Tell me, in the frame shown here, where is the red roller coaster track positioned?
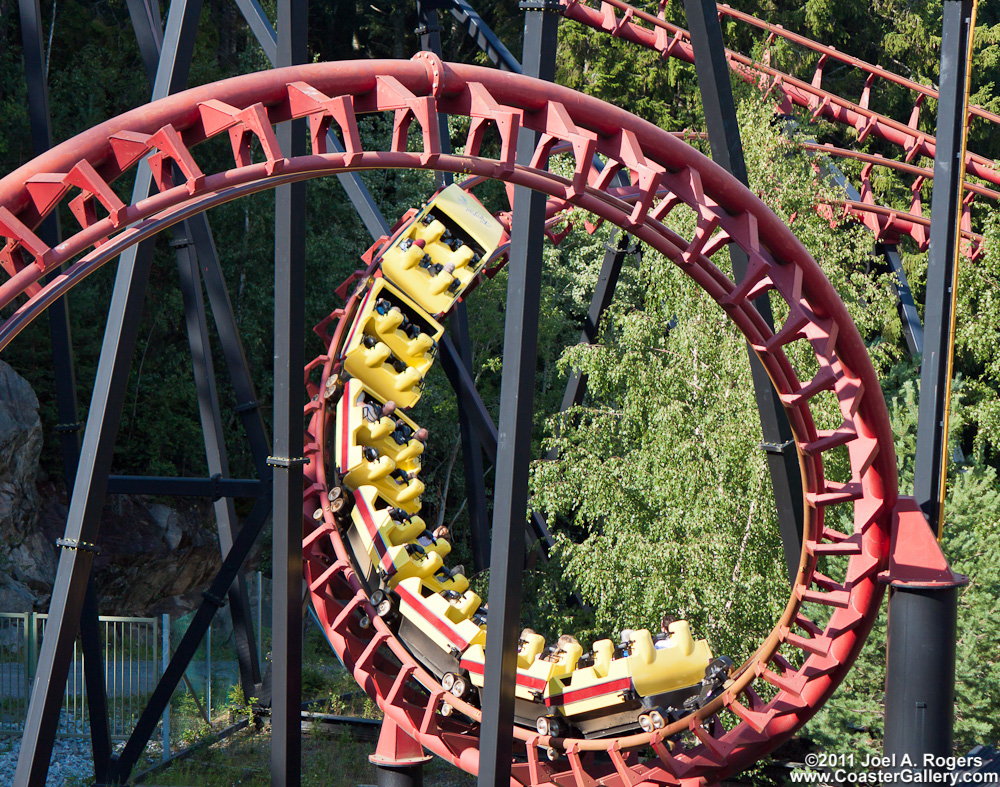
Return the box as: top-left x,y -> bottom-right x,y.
559,0 -> 995,260
0,56 -> 899,785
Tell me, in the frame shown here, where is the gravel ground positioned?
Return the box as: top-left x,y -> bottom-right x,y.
0,720 -> 163,787
0,736 -> 95,787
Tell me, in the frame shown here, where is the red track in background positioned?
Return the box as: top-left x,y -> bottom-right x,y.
559,0 -> 993,259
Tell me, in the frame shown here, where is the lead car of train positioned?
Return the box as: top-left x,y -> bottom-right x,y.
325,183 -> 734,742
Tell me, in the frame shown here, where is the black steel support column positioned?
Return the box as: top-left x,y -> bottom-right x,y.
125,0 -> 164,80
884,586 -> 960,772
913,0 -> 973,530
684,0 -> 803,585
886,0 -> 973,769
176,236 -> 262,693
478,5 -> 558,786
272,0 -> 307,784
14,2 -> 204,783
882,245 -> 924,357
127,0 -> 262,701
447,309 -> 492,572
79,580 -> 112,785
80,577 -> 111,784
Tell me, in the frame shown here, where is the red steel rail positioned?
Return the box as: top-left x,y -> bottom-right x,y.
559,0 -> 1000,192
715,3 -> 1000,128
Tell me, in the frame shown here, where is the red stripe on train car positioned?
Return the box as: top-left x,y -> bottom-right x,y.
461,657 -> 548,692
355,491 -> 395,574
344,286 -> 373,351
544,677 -> 633,707
517,673 -> 548,692
395,583 -> 470,650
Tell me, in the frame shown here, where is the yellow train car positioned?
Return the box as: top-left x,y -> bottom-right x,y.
344,485 -> 444,588
335,378 -> 426,514
394,576 -> 485,656
459,632 -> 584,705
341,277 -> 444,410
380,184 -> 504,316
457,625 -> 722,739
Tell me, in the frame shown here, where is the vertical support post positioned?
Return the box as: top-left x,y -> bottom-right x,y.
913,0 -> 974,532
882,245 -> 924,357
258,571 -> 264,668
887,0 -> 973,771
478,5 -> 558,786
449,307 -> 492,572
79,581 -> 111,784
161,613 -> 170,762
206,621 -> 212,722
14,2 -> 203,783
884,585 -> 960,772
272,0 -> 307,785
175,235 -> 262,694
683,0 -> 803,585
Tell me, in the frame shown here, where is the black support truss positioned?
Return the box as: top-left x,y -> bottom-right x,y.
684,0 -> 804,586
478,6 -> 559,786
15,2 -> 205,781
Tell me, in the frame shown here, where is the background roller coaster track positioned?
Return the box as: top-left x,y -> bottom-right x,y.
0,57 -> 898,786
559,0 -> 1000,193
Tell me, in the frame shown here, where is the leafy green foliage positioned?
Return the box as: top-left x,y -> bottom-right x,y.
528,95 -> 899,665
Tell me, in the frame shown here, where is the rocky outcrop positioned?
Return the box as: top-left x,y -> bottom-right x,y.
0,360 -> 46,609
92,494 -> 237,617
0,361 -> 260,616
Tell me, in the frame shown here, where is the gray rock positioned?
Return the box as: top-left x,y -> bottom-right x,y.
0,574 -> 35,613
148,502 -> 185,550
0,360 -> 260,617
0,361 -> 42,612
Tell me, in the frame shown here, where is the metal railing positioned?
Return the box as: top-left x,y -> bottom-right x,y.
0,612 -> 158,740
0,612 -> 31,734
0,571 -> 270,757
